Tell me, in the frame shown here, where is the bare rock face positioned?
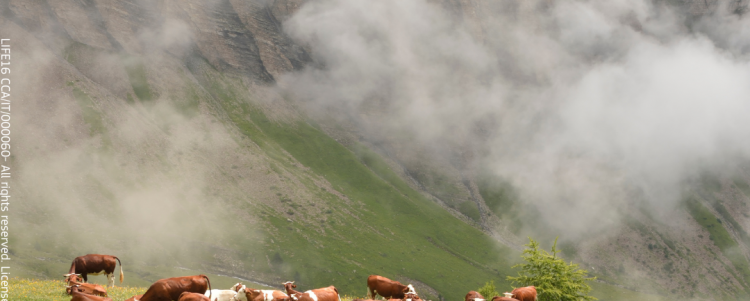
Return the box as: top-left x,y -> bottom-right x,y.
4,0 -> 310,82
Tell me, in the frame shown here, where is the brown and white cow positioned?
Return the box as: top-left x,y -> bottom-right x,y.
490,297 -> 519,301
366,275 -> 415,300
179,292 -> 211,301
509,287 -> 536,301
134,275 -> 212,301
283,282 -> 340,301
204,288 -> 237,301
237,287 -> 290,301
66,282 -> 108,297
64,254 -> 124,287
126,295 -> 145,301
464,291 -> 484,301
69,289 -> 114,301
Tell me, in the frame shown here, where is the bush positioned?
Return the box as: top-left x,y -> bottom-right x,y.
477,280 -> 500,300
507,237 -> 597,301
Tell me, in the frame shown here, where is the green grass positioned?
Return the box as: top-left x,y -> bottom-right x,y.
123,56 -> 154,102
685,197 -> 750,295
201,73 -> 516,300
12,278 -> 146,301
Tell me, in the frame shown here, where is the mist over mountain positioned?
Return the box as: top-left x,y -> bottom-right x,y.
3,0 -> 750,300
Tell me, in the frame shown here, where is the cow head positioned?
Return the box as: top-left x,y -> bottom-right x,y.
503,293 -> 513,298
402,284 -> 417,295
282,281 -> 296,289
232,283 -> 245,292
63,273 -> 83,285
404,293 -> 421,301
245,289 -> 264,301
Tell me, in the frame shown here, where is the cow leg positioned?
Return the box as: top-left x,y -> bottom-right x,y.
82,274 -> 88,283
107,273 -> 115,287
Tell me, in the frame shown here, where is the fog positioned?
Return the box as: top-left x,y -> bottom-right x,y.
279,0 -> 750,236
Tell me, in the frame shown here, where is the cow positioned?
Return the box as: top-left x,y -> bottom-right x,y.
69,288 -> 114,301
464,291 -> 484,301
63,254 -> 124,287
134,275 -> 212,301
204,289 -> 237,301
282,282 -> 340,301
490,297 -> 519,301
179,292 -> 211,301
237,287 -> 290,301
366,275 -> 415,300
66,282 -> 108,297
509,287 -> 536,301
126,295 -> 145,301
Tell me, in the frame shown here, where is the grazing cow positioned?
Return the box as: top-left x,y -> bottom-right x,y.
283,282 -> 340,301
134,275 -> 212,301
366,275 -> 415,300
204,289 -> 237,301
64,254 -> 124,287
464,291 -> 484,301
66,282 -> 108,297
179,292 -> 211,301
509,287 -> 536,301
238,288 -> 290,301
69,289 -> 113,301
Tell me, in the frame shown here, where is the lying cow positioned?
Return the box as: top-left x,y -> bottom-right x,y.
464,291 -> 484,301
204,289 -> 237,301
66,282 -> 108,297
179,292 -> 210,301
509,287 -> 536,301
366,275 -> 415,300
237,287 -> 290,301
283,282 -> 340,301
126,295 -> 145,301
64,254 -> 124,287
69,289 -> 114,301
134,274 -> 212,301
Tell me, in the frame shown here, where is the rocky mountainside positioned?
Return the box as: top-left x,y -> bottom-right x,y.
3,1 -> 750,300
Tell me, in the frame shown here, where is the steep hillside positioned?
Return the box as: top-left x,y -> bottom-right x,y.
3,1 -> 750,301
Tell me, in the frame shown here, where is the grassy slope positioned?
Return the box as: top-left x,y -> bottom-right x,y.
204,72 -> 514,300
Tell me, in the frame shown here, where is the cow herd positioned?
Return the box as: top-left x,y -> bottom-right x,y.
60,254 -> 537,301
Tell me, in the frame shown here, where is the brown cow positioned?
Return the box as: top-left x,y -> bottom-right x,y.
134,275 -> 212,301
465,291 -> 484,301
239,288 -> 290,301
178,292 -> 210,301
286,284 -> 340,301
490,297 -> 519,301
66,282 -> 108,297
366,275 -> 415,300
69,289 -> 113,301
64,254 -> 124,287
509,287 -> 536,301
126,295 -> 145,301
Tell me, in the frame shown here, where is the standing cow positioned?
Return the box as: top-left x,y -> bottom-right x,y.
509,287 -> 536,301
133,275 -> 212,301
366,275 -> 415,300
64,254 -> 124,287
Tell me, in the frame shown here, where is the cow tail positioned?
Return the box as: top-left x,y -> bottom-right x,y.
115,256 -> 124,283
204,275 -> 213,300
333,287 -> 340,301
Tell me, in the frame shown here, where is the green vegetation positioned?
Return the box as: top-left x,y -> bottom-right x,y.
477,280 -> 500,300
201,72 -> 514,300
12,278 -> 145,301
684,197 -> 750,294
507,237 -> 596,301
123,56 -> 154,102
459,201 -> 481,222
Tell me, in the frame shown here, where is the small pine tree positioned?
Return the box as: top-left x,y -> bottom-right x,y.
477,280 -> 500,300
507,237 -> 597,301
